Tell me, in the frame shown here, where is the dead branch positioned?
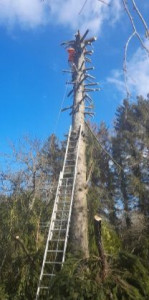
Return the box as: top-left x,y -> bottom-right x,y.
122,0 -> 149,97
123,0 -> 149,54
123,32 -> 135,98
98,0 -> 110,6
0,254 -> 7,277
13,235 -> 34,264
86,162 -> 94,185
131,0 -> 149,35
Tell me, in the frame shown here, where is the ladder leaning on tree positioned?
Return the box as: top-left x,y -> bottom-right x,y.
36,125 -> 82,300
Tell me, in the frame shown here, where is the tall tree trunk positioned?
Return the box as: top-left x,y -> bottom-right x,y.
70,32 -> 89,258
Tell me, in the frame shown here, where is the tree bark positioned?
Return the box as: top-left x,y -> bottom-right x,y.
70,32 -> 89,258
94,215 -> 108,280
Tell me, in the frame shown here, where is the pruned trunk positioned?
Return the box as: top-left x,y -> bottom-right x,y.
70,129 -> 89,257
94,215 -> 108,280
70,32 -> 89,258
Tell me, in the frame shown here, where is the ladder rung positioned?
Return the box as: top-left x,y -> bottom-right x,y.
59,193 -> 72,198
51,239 -> 65,241
57,205 -> 71,209
67,154 -> 75,156
43,273 -> 56,276
60,177 -> 74,180
53,228 -> 67,231
59,195 -> 72,198
45,262 -> 62,264
47,250 -> 63,253
55,210 -> 70,212
65,165 -> 75,168
59,190 -> 72,193
60,184 -> 73,187
57,201 -> 71,204
53,219 -> 67,222
68,145 -> 76,148
60,176 -> 74,179
66,160 -> 75,162
59,192 -> 72,195
51,229 -> 66,231
64,173 -> 74,175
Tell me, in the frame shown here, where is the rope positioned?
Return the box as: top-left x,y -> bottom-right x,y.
85,121 -> 122,172
79,0 -> 88,15
53,79 -> 69,135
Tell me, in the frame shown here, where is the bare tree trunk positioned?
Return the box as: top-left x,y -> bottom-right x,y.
70,32 -> 89,258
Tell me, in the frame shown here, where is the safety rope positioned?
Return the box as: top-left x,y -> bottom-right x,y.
85,121 -> 122,173
53,78 -> 69,135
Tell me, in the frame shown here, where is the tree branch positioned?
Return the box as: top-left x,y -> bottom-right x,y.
13,235 -> 34,264
122,0 -> 149,97
131,0 -> 149,35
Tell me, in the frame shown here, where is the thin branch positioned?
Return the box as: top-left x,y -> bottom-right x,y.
122,0 -> 149,97
131,0 -> 149,34
13,235 -> 34,264
86,162 -> 94,185
123,32 -> 135,98
98,0 -> 110,6
0,254 -> 7,277
122,0 -> 149,54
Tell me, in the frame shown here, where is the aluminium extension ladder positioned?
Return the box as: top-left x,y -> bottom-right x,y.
36,125 -> 82,299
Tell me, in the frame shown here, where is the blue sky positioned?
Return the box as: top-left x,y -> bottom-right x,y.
0,0 -> 149,157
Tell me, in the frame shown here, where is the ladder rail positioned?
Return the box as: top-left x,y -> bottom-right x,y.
62,126 -> 72,174
36,125 -> 82,299
36,126 -> 72,300
52,178 -> 69,275
62,125 -> 82,264
36,171 -> 63,299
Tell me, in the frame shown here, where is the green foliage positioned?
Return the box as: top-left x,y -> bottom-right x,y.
102,222 -> 121,256
0,194 -> 53,299
0,96 -> 149,299
118,251 -> 149,298
47,251 -> 149,300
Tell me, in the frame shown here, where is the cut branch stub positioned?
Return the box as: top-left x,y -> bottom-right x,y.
94,215 -> 108,280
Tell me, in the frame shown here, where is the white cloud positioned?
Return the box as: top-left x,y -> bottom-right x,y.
0,0 -> 47,28
48,0 -> 122,34
0,0 -> 122,33
107,41 -> 149,97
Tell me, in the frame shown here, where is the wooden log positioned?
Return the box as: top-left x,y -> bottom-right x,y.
94,215 -> 108,280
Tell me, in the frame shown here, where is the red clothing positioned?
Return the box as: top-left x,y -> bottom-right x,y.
67,48 -> 75,62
